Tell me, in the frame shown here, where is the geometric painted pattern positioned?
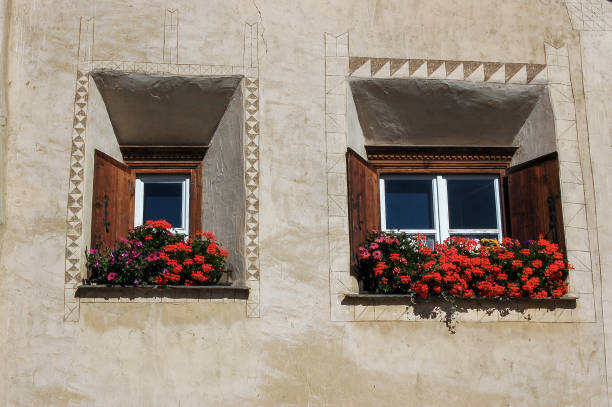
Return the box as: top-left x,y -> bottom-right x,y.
325,32 -> 596,323
564,0 -> 612,30
243,23 -> 261,318
349,57 -> 548,85
63,69 -> 89,322
63,15 -> 262,321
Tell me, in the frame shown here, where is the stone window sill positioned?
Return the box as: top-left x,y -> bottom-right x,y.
75,284 -> 249,303
342,293 -> 577,306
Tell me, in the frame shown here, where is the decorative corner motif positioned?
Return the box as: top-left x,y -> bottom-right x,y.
163,9 -> 179,63
564,0 -> 612,31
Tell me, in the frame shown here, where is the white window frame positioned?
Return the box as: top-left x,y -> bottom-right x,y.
134,174 -> 190,235
380,174 -> 502,243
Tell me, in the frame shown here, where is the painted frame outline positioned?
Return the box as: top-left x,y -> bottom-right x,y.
324,32 -> 596,323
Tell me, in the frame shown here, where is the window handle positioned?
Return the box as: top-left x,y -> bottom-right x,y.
103,194 -> 111,233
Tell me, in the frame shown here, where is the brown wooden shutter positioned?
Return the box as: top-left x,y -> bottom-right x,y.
504,152 -> 565,251
91,150 -> 134,249
347,148 -> 381,270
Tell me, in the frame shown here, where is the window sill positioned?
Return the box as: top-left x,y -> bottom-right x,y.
75,284 -> 249,303
342,293 -> 577,307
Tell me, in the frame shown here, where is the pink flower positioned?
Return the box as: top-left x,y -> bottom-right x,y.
369,242 -> 379,250
107,272 -> 117,281
372,250 -> 382,260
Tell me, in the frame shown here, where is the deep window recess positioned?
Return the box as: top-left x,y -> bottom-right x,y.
379,175 -> 502,246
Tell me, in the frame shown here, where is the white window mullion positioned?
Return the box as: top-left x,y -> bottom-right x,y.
134,178 -> 144,228
437,175 -> 450,242
182,178 -> 190,236
431,177 -> 440,243
379,178 -> 387,230
494,177 -> 502,242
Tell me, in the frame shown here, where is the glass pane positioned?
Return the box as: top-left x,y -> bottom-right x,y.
447,178 -> 498,229
385,179 -> 434,230
449,233 -> 499,242
143,183 -> 183,228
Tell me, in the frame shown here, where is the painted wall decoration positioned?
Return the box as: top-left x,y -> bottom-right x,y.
63,11 -> 262,321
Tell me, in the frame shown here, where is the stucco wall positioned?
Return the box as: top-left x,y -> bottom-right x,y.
202,84 -> 246,281
0,0 -> 610,406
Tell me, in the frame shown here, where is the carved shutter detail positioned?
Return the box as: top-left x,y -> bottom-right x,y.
505,152 -> 565,251
91,150 -> 134,249
347,148 -> 381,270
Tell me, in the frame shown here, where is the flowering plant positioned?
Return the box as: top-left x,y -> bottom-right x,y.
358,231 -> 571,300
86,220 -> 228,286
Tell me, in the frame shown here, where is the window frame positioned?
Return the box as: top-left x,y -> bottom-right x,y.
121,145 -> 206,241
134,173 -> 191,235
379,173 -> 503,244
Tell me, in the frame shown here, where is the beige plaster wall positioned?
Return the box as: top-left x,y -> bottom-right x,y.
0,0 -> 610,406
581,29 -> 612,402
202,84 -> 246,281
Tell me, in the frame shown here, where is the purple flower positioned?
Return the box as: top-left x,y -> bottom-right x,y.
162,268 -> 169,275
136,241 -> 143,247
133,279 -> 139,285
107,272 -> 117,281
372,250 -> 382,260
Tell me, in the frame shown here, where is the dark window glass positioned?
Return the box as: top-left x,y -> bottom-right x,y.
447,178 -> 497,229
449,233 -> 499,241
143,183 -> 183,228
385,179 -> 434,230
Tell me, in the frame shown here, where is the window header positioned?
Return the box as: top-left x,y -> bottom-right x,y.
364,145 -> 518,173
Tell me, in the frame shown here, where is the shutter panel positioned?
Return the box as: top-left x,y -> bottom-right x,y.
347,148 -> 381,269
91,150 -> 134,249
505,152 -> 565,251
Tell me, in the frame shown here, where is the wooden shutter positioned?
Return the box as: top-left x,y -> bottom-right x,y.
91,150 -> 134,249
504,152 -> 565,251
347,148 -> 381,269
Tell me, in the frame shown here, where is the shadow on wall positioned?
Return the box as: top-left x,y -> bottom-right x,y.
348,78 -> 556,166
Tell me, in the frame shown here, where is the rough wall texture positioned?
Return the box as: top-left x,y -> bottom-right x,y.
202,85 -> 246,281
0,0 -> 611,406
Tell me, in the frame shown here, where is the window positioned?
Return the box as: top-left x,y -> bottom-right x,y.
91,147 -> 205,249
134,174 -> 191,235
379,175 -> 502,246
346,146 -> 565,270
